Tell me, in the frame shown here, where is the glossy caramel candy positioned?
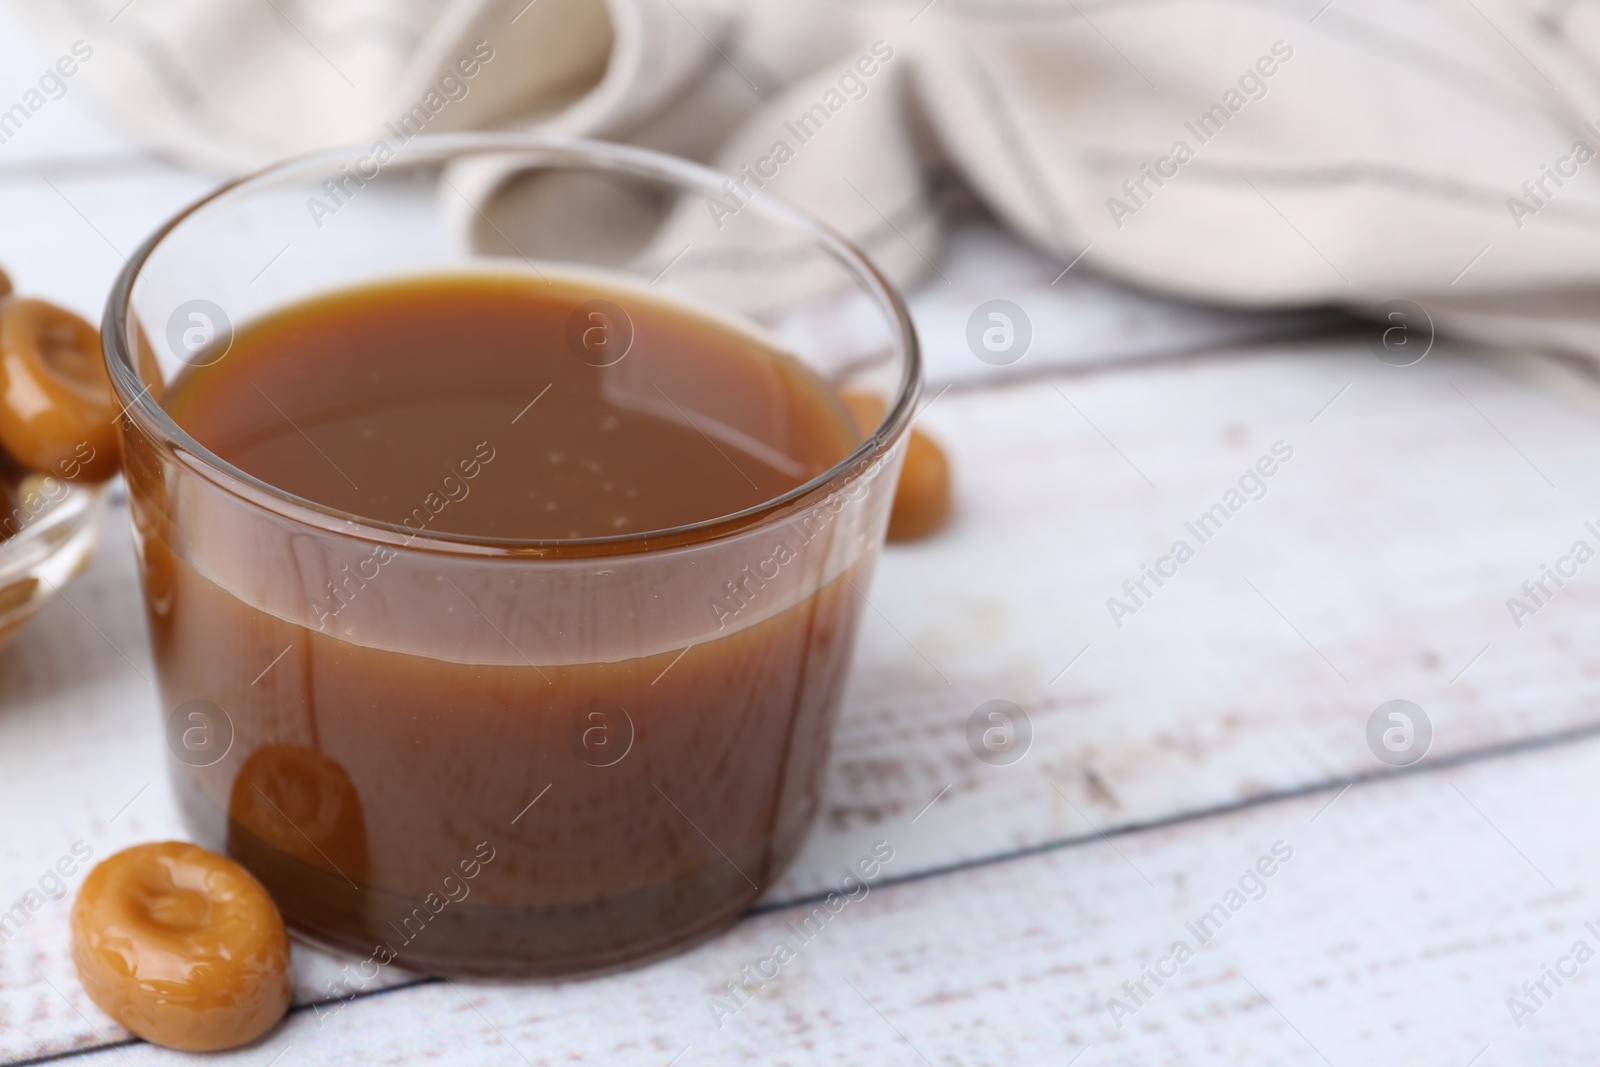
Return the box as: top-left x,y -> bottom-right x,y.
71,842 -> 292,1051
842,392 -> 953,541
0,296 -> 119,481
228,744 -> 370,883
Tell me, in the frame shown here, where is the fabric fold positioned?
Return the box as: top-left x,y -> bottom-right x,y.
23,0 -> 1600,362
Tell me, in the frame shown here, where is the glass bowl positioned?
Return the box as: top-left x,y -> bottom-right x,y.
103,133 -> 919,977
0,477 -> 106,648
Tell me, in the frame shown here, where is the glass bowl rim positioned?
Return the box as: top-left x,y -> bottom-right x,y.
0,478 -> 104,584
102,132 -> 922,556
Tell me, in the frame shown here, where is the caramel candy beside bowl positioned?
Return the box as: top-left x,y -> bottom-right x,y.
0,288 -> 116,649
71,842 -> 292,1052
842,392 -> 953,541
0,297 -> 120,482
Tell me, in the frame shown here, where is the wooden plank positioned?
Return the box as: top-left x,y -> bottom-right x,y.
6,336 -> 1600,1059
906,211 -> 1345,387
1,3 -> 1593,1063
48,721 -> 1600,1065
773,338 -> 1600,899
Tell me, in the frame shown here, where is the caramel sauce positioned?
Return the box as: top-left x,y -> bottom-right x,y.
146,273 -> 871,974
163,275 -> 851,540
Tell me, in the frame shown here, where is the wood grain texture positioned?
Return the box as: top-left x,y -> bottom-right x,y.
49,728 -> 1600,1066
5,337 -> 1600,1060
776,339 -> 1600,899
4,3 -> 1600,1061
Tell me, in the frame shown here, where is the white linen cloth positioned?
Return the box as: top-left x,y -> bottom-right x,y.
18,0 -> 1600,359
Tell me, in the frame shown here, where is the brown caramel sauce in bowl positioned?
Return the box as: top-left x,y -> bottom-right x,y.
138,272 -> 896,975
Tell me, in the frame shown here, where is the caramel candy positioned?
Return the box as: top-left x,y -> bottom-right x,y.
841,392 -> 953,541
71,842 -> 292,1051
228,745 -> 370,885
0,297 -> 120,481
0,267 -> 11,299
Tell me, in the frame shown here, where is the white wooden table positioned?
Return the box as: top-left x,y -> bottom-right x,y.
7,9 -> 1600,1066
